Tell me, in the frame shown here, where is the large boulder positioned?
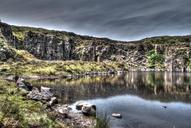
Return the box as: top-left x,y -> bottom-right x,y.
27,87 -> 54,101
41,86 -> 54,98
76,101 -> 96,116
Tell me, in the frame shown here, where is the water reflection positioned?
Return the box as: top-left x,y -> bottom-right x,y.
87,94 -> 191,128
30,72 -> 191,103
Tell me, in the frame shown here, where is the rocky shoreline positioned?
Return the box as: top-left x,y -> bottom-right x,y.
7,77 -> 97,128
4,70 -> 126,81
4,68 -> 190,82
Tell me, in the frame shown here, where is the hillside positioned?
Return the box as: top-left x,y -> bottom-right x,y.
1,21 -> 191,76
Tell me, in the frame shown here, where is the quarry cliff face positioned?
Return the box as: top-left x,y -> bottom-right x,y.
1,21 -> 191,72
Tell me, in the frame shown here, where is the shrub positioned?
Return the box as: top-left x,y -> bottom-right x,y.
147,50 -> 164,68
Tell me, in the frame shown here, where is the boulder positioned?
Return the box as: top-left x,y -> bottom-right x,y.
75,102 -> 96,116
27,88 -> 43,101
27,87 -> 54,101
82,104 -> 96,116
40,86 -> 54,100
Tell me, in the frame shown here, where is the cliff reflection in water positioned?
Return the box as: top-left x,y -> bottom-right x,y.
31,72 -> 191,103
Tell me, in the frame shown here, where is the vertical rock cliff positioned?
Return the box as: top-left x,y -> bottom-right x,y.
1,21 -> 191,72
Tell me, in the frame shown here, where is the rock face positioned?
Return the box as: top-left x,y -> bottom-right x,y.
0,22 -> 18,48
0,23 -> 16,61
23,31 -> 75,60
0,40 -> 15,61
1,21 -> 191,72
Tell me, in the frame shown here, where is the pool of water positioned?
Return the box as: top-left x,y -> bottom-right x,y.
31,72 -> 191,128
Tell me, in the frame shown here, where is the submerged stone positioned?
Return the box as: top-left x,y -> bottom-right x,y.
112,113 -> 122,118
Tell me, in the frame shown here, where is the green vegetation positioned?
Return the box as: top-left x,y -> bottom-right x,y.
147,50 -> 164,69
0,35 -> 17,61
12,26 -> 77,41
0,80 -> 66,128
0,33 -> 126,77
143,36 -> 191,45
94,117 -> 109,128
0,60 -> 126,77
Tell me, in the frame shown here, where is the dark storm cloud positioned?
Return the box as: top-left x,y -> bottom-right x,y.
1,0 -> 191,41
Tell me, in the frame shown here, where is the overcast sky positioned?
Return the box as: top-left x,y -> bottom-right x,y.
1,0 -> 191,41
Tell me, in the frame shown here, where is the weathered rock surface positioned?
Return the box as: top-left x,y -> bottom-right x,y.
23,31 -> 75,60
27,87 -> 53,101
0,32 -> 16,61
76,101 -> 96,116
1,21 -> 191,72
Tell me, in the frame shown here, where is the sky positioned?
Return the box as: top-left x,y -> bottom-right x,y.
0,0 -> 191,41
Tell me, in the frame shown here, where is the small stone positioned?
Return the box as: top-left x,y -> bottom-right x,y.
48,97 -> 58,106
112,113 -> 122,118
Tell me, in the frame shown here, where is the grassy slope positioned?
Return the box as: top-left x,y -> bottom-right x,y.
0,79 -> 68,128
0,29 -> 127,77
0,60 -> 126,77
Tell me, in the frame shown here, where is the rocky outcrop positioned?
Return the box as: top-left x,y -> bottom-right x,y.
0,22 -> 18,48
0,34 -> 16,61
23,31 -> 75,60
1,21 -> 191,72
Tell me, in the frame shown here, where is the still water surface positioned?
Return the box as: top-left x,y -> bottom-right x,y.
31,72 -> 191,128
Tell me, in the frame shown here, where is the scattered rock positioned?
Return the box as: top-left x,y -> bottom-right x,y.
48,97 -> 58,106
15,77 -> 33,91
55,104 -> 71,114
112,113 -> 122,118
76,101 -> 85,110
